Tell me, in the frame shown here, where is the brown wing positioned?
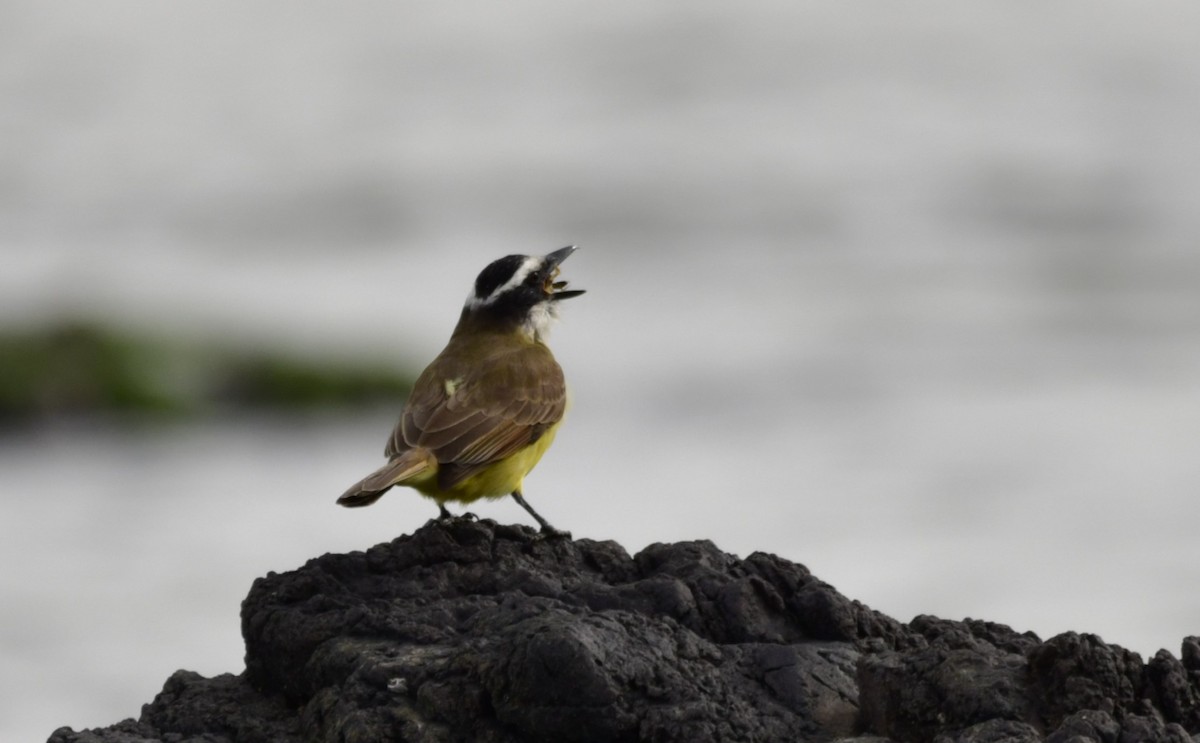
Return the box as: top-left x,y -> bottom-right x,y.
384,337 -> 566,489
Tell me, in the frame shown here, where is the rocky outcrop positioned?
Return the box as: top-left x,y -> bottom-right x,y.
49,519 -> 1200,742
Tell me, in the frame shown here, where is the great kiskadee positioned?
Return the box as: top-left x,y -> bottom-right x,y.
337,246 -> 584,534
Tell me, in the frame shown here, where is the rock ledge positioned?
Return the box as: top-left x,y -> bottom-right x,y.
50,520 -> 1200,742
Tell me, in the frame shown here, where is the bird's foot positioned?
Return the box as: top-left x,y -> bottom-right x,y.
534,525 -> 572,540
436,505 -> 478,523
509,491 -> 568,539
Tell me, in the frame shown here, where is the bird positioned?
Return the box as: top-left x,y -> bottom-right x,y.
337,245 -> 584,535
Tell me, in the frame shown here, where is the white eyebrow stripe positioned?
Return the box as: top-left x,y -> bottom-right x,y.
466,255 -> 542,308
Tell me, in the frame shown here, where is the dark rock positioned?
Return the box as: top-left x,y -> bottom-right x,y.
1027,632 -> 1145,729
230,519 -> 905,743
47,719 -> 165,743
140,670 -> 301,743
47,520 -> 1200,743
1114,714 -> 1193,743
858,618 -> 1200,743
1181,637 -> 1200,673
934,718 -> 1043,743
1147,649 -> 1200,731
1044,709 -> 1120,743
858,617 -> 1037,742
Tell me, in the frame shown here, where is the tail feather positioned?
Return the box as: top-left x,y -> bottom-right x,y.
337,449 -> 435,507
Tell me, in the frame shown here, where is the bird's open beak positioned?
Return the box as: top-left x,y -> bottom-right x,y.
543,245 -> 585,300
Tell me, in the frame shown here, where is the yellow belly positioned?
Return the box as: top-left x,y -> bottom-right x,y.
408,420 -> 562,504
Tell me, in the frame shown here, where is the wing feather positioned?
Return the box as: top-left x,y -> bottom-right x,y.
383,337 -> 566,487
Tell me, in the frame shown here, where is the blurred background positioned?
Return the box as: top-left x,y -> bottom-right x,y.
3,1 -> 1200,739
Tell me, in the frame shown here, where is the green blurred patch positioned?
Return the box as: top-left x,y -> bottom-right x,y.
0,322 -> 183,420
219,358 -> 413,408
0,321 -> 413,425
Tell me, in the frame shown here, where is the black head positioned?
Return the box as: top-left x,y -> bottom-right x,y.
463,247 -> 584,335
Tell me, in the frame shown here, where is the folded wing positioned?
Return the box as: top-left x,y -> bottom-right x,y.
386,341 -> 566,490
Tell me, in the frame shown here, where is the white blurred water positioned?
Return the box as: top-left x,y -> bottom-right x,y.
3,2 -> 1200,740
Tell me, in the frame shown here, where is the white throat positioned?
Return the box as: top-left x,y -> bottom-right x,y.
522,300 -> 559,342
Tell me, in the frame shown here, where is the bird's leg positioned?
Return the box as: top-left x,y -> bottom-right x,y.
510,490 -> 569,538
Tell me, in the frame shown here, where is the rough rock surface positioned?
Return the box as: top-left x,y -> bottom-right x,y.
49,520 -> 1200,742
